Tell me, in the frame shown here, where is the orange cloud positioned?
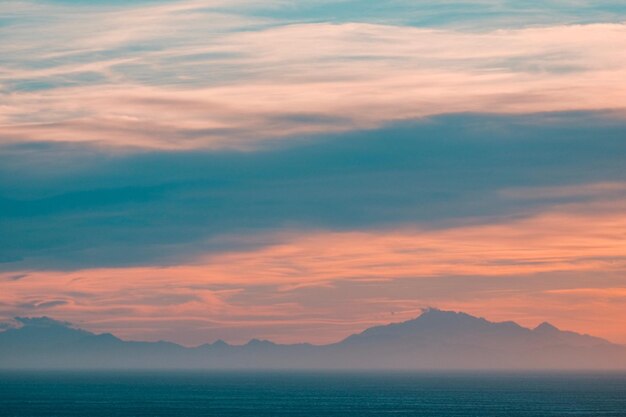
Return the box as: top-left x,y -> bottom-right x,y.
1,197 -> 625,344
2,22 -> 626,149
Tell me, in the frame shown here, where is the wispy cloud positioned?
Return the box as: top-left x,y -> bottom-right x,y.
2,200 -> 625,344
2,1 -> 626,150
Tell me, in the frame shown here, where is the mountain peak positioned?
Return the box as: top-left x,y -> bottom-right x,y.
14,316 -> 74,329
246,338 -> 275,347
419,308 -> 465,318
534,322 -> 559,333
417,308 -> 485,324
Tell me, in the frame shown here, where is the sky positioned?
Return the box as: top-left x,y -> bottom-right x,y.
1,0 -> 626,346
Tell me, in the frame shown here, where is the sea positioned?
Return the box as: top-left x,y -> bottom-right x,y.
1,371 -> 625,416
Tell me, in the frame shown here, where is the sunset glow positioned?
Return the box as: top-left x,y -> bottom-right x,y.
1,0 -> 625,348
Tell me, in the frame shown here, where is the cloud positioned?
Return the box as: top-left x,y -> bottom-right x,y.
2,3 -> 626,150
1,198 -> 625,344
500,182 -> 626,200
17,300 -> 69,310
192,200 -> 626,283
6,274 -> 27,281
544,288 -> 626,298
241,0 -> 626,28
1,112 -> 625,270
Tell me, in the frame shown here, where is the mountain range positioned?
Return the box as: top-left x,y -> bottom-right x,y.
1,309 -> 625,370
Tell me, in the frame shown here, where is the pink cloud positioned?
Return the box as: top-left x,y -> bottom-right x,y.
2,22 -> 626,150
1,194 -> 625,345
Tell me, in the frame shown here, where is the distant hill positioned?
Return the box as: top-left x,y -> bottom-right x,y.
1,309 -> 624,370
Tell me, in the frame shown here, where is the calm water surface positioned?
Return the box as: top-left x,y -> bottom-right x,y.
1,371 -> 625,416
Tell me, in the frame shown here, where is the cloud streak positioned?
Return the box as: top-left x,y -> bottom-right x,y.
1,200 -> 625,344
2,112 -> 626,270
2,1 -> 626,149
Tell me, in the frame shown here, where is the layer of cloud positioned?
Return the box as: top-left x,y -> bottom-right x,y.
1,201 -> 625,344
2,112 -> 626,270
1,1 -> 626,149
247,0 -> 626,28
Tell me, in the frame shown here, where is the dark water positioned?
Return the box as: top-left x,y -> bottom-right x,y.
1,371 -> 626,417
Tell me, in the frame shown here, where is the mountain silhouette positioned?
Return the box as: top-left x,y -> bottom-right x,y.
1,309 -> 624,370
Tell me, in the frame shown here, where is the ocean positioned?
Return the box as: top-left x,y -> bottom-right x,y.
1,371 -> 625,416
